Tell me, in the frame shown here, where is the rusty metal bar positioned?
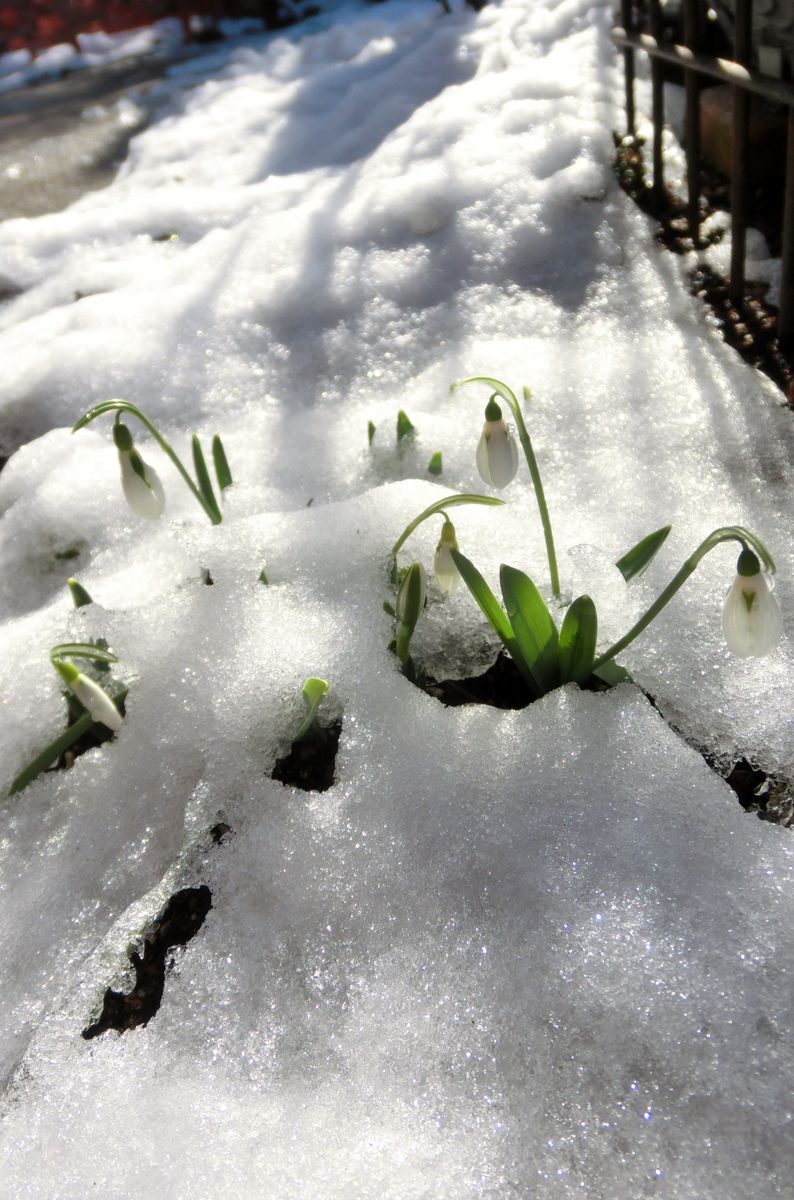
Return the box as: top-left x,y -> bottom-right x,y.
778,110 -> 794,349
683,0 -> 701,245
621,0 -> 636,137
729,0 -> 753,306
649,0 -> 665,210
611,28 -> 794,107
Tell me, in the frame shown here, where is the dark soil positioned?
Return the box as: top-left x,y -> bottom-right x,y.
271,719 -> 342,792
82,884 -> 213,1039
614,134 -> 794,399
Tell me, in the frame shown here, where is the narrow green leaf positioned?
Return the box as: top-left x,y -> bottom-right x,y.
192,436 -> 222,522
50,642 -> 118,665
8,685 -> 128,797
8,712 -> 95,795
616,525 -> 672,582
450,551 -> 537,693
211,434 -> 233,492
499,565 -> 560,695
558,595 -> 598,685
591,660 -> 631,687
396,410 -> 415,441
427,451 -> 443,476
367,420 -> 376,446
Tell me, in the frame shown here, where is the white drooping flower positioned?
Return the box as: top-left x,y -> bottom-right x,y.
54,661 -> 123,732
722,549 -> 783,659
113,420 -> 165,520
476,397 -> 519,489
433,517 -> 460,595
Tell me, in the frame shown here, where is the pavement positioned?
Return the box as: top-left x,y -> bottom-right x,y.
0,48 -> 199,222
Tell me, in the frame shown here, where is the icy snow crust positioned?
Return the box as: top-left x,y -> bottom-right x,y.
0,1 -> 793,1195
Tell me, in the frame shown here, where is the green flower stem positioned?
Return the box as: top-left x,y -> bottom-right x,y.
73,400 -> 221,525
592,525 -> 776,670
457,376 -> 561,600
391,493 -> 504,560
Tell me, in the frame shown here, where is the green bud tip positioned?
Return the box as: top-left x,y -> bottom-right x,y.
484,395 -> 502,422
112,421 -> 134,452
737,548 -> 761,577
53,660 -> 80,685
439,517 -> 457,546
67,578 -> 93,608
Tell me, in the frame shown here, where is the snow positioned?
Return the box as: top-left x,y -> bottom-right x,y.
1,1 -> 793,1195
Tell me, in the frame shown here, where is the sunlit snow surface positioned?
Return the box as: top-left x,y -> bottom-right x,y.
1,1 -> 793,1196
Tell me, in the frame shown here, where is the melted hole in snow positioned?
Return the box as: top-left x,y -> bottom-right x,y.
271,718 -> 342,793
82,883 -> 214,1040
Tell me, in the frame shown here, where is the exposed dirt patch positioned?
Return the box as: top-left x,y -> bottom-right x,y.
82,884 -> 213,1039
272,719 -> 342,793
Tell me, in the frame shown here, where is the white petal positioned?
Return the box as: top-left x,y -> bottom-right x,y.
119,452 -> 165,520
433,543 -> 460,595
476,421 -> 518,489
722,574 -> 783,658
476,429 -> 493,485
71,674 -> 123,732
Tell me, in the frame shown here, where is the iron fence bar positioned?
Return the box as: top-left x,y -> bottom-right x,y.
611,28 -> 794,107
621,0 -> 636,137
649,0 -> 665,209
729,0 -> 753,306
683,0 -> 702,244
778,111 -> 794,349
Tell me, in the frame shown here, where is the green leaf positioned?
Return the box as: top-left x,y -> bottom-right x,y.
367,420 -> 376,446
591,660 -> 631,687
258,564 -> 269,585
450,551 -> 537,694
616,525 -> 671,582
558,595 -> 598,685
211,434 -> 233,492
50,641 -> 118,666
396,410 -> 415,441
8,686 -> 128,797
427,451 -> 442,476
192,436 -> 222,522
8,711 -> 95,796
499,565 -> 560,695
294,677 -> 330,741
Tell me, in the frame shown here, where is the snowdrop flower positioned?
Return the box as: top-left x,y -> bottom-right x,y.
53,661 -> 123,732
476,396 -> 519,489
434,517 -> 460,595
113,420 -> 165,520
722,549 -> 782,658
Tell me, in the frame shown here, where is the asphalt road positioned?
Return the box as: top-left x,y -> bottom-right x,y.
0,48 -> 199,222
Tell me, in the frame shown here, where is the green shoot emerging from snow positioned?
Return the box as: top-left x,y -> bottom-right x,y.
8,636 -> 127,797
294,677 -> 330,742
73,400 -> 232,525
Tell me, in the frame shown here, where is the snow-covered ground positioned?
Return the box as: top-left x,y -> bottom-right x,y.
1,1 -> 793,1195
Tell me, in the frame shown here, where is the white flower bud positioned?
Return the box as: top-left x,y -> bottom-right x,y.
118,448 -> 165,520
55,662 -> 123,732
722,554 -> 782,659
476,400 -> 519,489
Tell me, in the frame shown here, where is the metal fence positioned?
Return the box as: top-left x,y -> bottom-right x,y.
612,0 -> 794,349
